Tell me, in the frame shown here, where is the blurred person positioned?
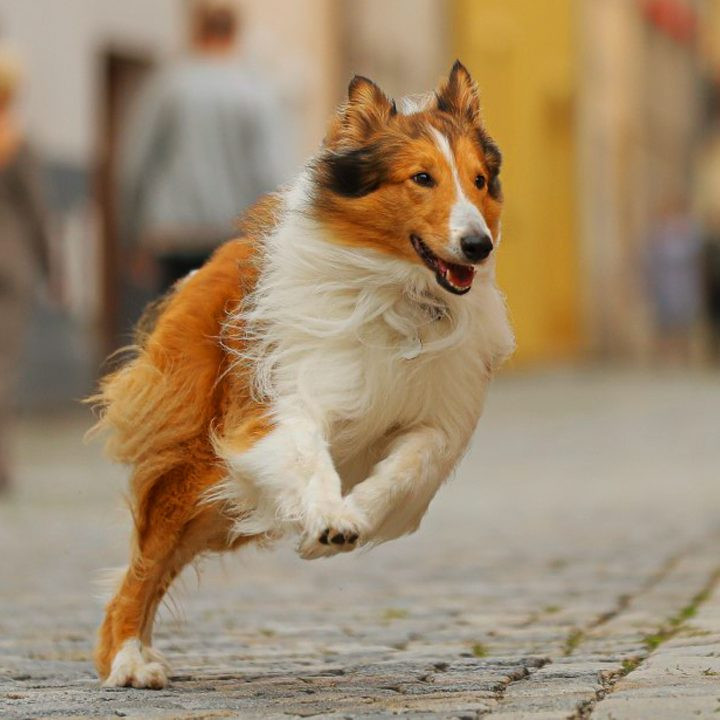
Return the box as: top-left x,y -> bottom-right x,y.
0,46 -> 51,493
119,0 -> 287,293
645,197 -> 703,364
696,120 -> 720,359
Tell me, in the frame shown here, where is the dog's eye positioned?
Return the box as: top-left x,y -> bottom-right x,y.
412,172 -> 435,188
475,174 -> 486,190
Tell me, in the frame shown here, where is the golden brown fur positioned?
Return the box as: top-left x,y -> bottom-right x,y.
90,197 -> 279,679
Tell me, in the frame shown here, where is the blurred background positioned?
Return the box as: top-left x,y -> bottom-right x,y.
0,0 -> 719,489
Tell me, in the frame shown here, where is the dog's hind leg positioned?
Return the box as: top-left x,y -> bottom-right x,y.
95,463 -> 251,688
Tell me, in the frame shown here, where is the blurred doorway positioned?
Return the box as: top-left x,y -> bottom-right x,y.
96,48 -> 154,356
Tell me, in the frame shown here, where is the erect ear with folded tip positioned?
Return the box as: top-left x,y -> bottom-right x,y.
325,75 -> 397,146
435,60 -> 481,123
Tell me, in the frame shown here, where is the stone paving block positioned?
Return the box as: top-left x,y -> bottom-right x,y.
591,695 -> 720,720
488,714 -> 572,720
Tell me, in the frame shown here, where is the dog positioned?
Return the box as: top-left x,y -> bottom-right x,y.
90,61 -> 514,689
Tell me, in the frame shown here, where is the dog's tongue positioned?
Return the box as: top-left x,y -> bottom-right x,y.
436,258 -> 475,289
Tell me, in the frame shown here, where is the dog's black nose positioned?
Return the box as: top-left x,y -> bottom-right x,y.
460,234 -> 494,263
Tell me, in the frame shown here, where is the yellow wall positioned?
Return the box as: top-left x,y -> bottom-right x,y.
452,0 -> 581,363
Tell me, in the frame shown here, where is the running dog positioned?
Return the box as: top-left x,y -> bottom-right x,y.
90,61 -> 514,688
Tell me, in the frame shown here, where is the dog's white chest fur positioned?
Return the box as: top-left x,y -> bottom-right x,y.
219,209 -> 514,542
322,298 -> 491,490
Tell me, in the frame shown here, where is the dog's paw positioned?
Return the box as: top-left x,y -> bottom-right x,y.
298,501 -> 366,559
142,645 -> 171,672
103,638 -> 168,689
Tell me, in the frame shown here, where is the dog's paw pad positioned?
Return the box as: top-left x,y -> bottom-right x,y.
316,525 -> 361,552
299,508 -> 365,559
325,530 -> 358,545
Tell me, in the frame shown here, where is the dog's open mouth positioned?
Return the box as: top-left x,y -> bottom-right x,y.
410,235 -> 475,295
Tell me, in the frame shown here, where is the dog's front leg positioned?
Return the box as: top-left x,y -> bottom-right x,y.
222,406 -> 367,559
346,425 -> 466,545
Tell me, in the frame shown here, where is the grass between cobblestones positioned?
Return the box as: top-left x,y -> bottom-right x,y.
568,566 -> 720,720
642,569 -> 720,652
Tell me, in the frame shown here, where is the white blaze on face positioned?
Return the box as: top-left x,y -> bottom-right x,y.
430,127 -> 492,260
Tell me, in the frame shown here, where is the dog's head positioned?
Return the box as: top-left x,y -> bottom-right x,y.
312,61 -> 502,296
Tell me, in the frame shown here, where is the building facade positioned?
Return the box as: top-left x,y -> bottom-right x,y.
0,0 -> 715,368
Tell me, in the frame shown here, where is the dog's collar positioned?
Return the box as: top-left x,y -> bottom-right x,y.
401,334 -> 422,360
399,292 -> 449,361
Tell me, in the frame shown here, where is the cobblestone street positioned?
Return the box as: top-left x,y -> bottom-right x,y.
2,370 -> 720,719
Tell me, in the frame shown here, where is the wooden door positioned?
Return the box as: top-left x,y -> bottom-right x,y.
96,48 -> 154,355
452,0 -> 581,364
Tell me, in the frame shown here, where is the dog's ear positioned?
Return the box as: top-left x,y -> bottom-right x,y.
326,75 -> 397,146
435,60 -> 480,123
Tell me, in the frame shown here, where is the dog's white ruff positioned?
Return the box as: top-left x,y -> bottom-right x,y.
214,171 -> 514,557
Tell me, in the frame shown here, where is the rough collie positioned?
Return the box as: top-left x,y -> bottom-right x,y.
90,61 -> 514,688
